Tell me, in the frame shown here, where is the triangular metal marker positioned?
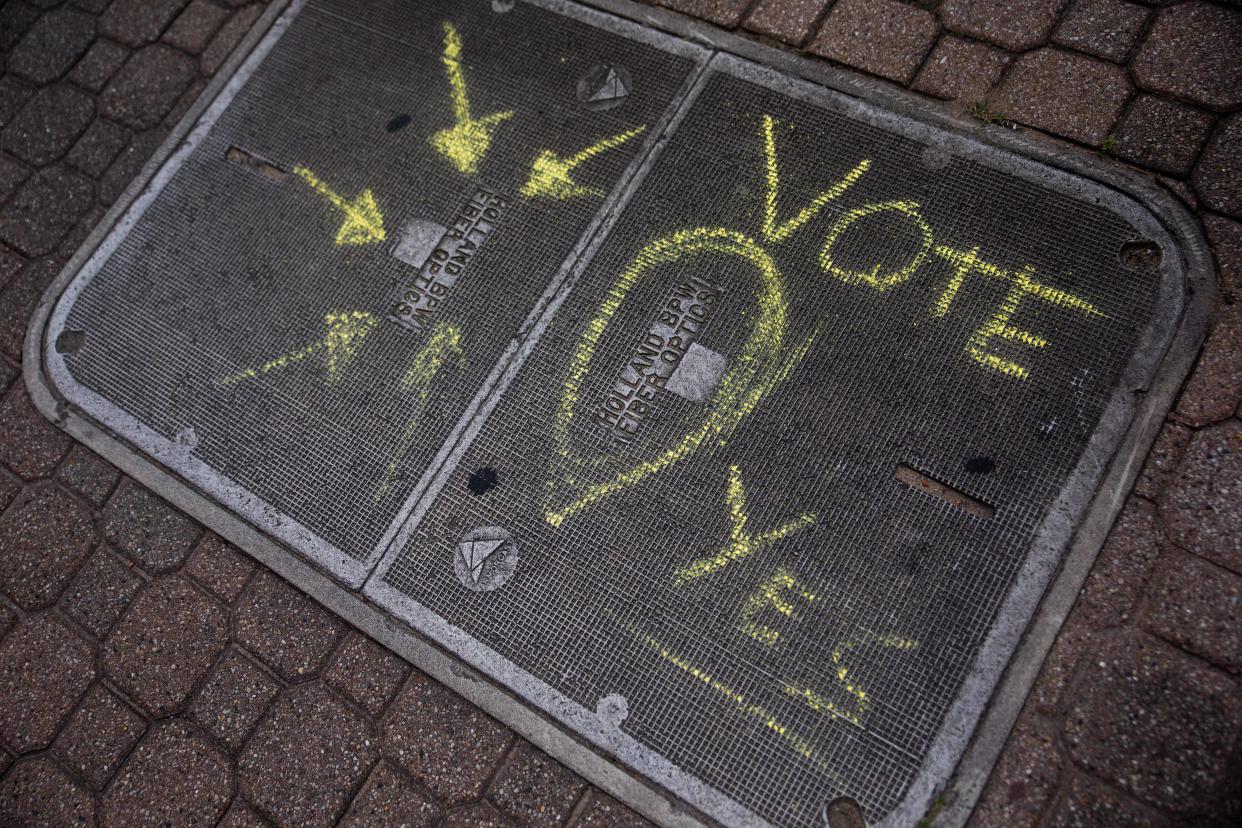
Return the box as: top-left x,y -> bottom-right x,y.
462,538 -> 506,583
589,68 -> 627,102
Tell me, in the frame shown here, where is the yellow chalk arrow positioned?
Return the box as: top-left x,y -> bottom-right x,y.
521,126 -> 647,201
218,311 -> 378,386
429,22 -> 513,175
293,167 -> 386,246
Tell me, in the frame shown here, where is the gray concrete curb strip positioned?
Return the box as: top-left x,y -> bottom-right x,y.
23,0 -> 1216,826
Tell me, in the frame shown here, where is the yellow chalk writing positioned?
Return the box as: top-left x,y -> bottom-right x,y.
761,115 -> 871,243
785,633 -> 919,726
674,467 -> 815,585
429,22 -> 513,175
218,311 -> 377,386
738,567 -> 818,646
933,246 -> 1106,380
819,201 -> 933,291
521,126 -> 647,201
293,167 -> 385,246
375,321 -> 465,500
620,619 -> 843,785
546,227 -> 815,528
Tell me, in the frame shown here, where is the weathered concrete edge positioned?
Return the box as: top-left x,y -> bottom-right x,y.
21,2 -> 722,827
558,2 -> 1219,825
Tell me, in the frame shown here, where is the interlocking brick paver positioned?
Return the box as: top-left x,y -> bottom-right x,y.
489,741 -> 588,828
0,485 -> 96,610
165,0 -> 232,54
1112,95 -> 1214,178
940,0 -> 1066,50
1171,306 -> 1242,428
1193,114 -> 1242,221
1029,617 -> 1097,714
571,791 -> 652,827
189,647 -> 279,750
69,39 -> 133,93
0,2 -> 43,53
993,48 -> 1130,145
103,575 -> 228,716
0,154 -> 30,205
0,257 -> 62,359
382,671 -> 514,804
165,78 -> 208,126
1204,215 -> 1242,298
235,570 -> 343,680
101,0 -> 192,48
654,0 -> 751,28
53,683 -> 148,790
1074,499 -> 1162,628
1162,421 -> 1242,574
1,84 -> 95,167
219,801 -> 271,828
341,761 -> 442,828
1134,422 -> 1193,501
0,246 -> 23,294
1065,635 -> 1242,816
913,35 -> 1010,102
201,5 -> 265,76
66,118 -> 132,179
101,44 -> 198,130
0,164 -> 95,256
102,721 -> 233,828
0,382 -> 73,479
61,546 -> 144,639
0,603 -> 14,639
0,76 -> 36,130
5,6 -> 96,85
55,444 -> 122,506
0,614 -> 94,753
98,128 -> 167,205
969,717 -> 1063,828
446,802 -> 516,827
0,758 -> 97,827
1046,773 -> 1168,828
239,682 -> 378,828
325,632 -> 410,716
1131,2 -> 1242,111
807,0 -> 938,84
1051,0 -> 1147,62
184,533 -> 254,602
742,0 -> 829,46
103,477 -> 202,572
1144,552 -> 1242,674
57,203 -> 106,261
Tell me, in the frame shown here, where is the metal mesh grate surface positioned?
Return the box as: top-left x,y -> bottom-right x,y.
375,68 -> 1169,824
42,1 -> 1188,824
55,0 -> 698,572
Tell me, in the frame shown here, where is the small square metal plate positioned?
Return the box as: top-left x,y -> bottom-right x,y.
29,1 -> 1212,825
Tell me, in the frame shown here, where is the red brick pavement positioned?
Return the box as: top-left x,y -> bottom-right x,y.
0,0 -> 1239,826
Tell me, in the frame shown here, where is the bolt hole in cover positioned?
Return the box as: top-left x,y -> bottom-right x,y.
27,0 -> 1211,826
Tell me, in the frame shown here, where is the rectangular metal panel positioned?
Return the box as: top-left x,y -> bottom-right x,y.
46,0 -> 703,582
367,59 -> 1180,825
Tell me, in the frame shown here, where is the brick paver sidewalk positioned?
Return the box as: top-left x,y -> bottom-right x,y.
1,0 -> 1239,826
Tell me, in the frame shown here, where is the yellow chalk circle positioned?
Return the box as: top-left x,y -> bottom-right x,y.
545,227 -> 816,528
